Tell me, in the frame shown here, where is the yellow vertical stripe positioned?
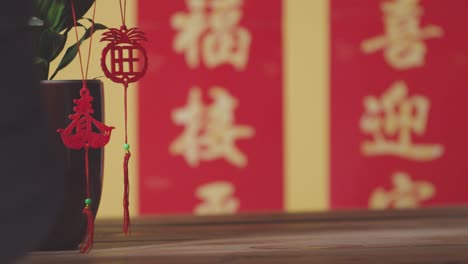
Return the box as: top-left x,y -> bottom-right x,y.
284,0 -> 329,211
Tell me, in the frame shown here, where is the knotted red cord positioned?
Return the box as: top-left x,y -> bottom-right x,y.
67,0 -> 100,253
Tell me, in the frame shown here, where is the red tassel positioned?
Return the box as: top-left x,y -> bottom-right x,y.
67,0 -> 106,254
123,151 -> 131,235
79,206 -> 94,253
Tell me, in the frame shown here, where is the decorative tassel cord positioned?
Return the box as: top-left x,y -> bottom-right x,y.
119,0 -> 127,26
80,204 -> 95,253
123,83 -> 131,235
70,0 -> 97,253
79,145 -> 94,253
123,151 -> 131,235
120,0 -> 131,236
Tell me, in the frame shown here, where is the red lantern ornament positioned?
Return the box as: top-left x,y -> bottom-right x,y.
100,3 -> 148,235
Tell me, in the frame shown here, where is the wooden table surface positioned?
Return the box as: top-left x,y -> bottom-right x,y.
20,207 -> 468,264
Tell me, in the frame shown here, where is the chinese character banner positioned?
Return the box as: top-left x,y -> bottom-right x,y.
331,0 -> 468,209
138,0 -> 283,214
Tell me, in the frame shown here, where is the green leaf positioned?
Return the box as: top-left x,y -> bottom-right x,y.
58,0 -> 95,32
33,56 -> 48,65
33,0 -> 95,32
38,29 -> 67,62
28,16 -> 44,27
34,0 -> 65,31
33,57 -> 49,80
32,0 -> 104,79
49,2 -> 65,31
49,23 -> 107,80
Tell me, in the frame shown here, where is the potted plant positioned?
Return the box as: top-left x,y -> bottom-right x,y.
31,0 -> 108,250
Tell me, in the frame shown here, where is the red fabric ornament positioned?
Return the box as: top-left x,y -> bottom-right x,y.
101,26 -> 148,86
100,0 -> 149,237
58,0 -> 114,253
80,204 -> 95,253
57,87 -> 114,150
100,24 -> 148,236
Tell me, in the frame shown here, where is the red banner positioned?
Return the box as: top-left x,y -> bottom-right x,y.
331,0 -> 468,209
138,0 -> 283,215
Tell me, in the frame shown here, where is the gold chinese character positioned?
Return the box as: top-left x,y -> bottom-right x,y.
194,181 -> 240,215
369,171 -> 435,209
170,86 -> 255,167
361,0 -> 443,70
203,0 -> 251,70
169,88 -> 204,167
171,0 -> 251,70
360,81 -> 443,161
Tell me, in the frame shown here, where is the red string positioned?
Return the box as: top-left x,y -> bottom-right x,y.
79,145 -> 94,253
123,84 -> 131,235
119,0 -> 127,26
85,145 -> 90,198
70,0 -> 97,83
70,0 -> 97,253
80,206 -> 94,253
124,84 -> 129,144
85,2 -> 97,80
123,152 -> 131,235
118,0 -> 131,236
70,1 -> 85,88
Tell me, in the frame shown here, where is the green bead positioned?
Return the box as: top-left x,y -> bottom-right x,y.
85,198 -> 92,205
124,143 -> 130,151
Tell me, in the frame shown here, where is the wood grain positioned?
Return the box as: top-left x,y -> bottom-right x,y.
20,207 -> 468,264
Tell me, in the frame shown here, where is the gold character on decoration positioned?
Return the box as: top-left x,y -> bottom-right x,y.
360,81 -> 443,161
369,171 -> 435,209
361,0 -> 443,70
170,86 -> 255,167
169,88 -> 204,167
171,0 -> 251,70
194,181 -> 240,215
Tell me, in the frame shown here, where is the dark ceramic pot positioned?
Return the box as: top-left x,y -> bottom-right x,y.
38,80 -> 104,251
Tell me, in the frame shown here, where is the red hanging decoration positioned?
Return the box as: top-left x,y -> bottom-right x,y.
100,0 -> 148,236
80,199 -> 95,253
58,0 -> 113,253
100,26 -> 148,85
57,87 -> 114,150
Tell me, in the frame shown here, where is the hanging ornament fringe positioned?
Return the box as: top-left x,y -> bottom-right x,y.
100,0 -> 148,235
58,0 -> 114,253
